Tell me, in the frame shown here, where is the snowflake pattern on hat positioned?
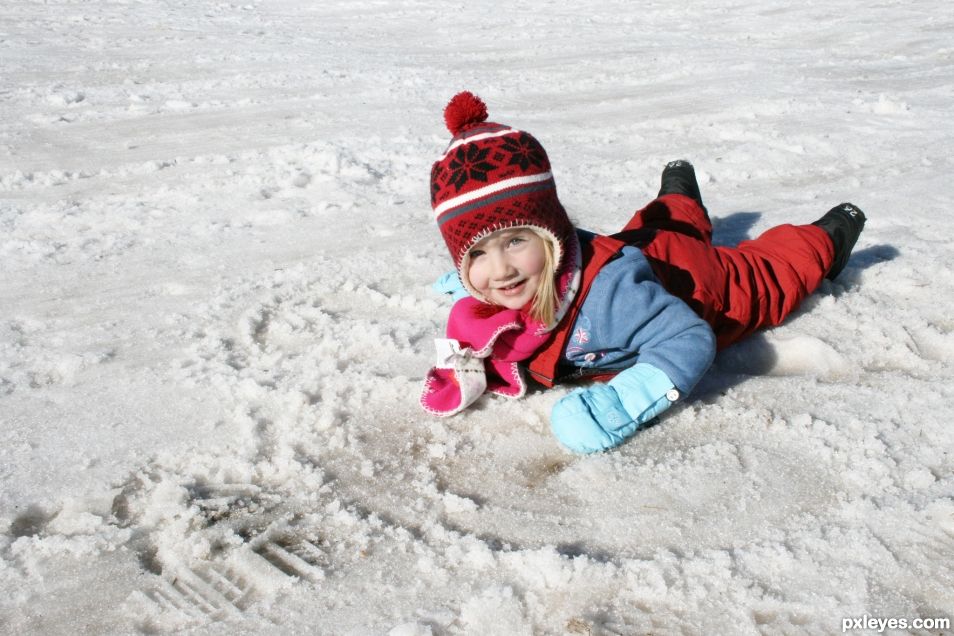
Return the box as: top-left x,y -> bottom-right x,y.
446,144 -> 496,191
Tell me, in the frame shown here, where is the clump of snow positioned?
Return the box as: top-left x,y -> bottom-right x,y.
458,586 -> 531,635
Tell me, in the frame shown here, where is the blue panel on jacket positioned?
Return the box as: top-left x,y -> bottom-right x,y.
563,240 -> 716,395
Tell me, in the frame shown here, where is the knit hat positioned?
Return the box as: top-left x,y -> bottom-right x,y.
430,91 -> 578,306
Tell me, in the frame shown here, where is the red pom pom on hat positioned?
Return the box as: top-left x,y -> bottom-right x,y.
443,91 -> 488,135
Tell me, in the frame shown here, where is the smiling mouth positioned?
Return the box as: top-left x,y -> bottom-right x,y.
496,280 -> 526,296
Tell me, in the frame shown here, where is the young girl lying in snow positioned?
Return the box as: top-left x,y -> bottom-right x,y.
420,91 -> 865,454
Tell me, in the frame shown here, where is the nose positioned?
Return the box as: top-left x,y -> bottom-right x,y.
489,251 -> 516,280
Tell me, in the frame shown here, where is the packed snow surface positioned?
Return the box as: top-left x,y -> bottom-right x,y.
2,0 -> 953,634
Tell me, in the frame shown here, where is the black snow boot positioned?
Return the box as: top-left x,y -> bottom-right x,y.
658,160 -> 707,217
812,202 -> 866,280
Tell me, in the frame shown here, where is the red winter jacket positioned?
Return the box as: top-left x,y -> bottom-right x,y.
527,194 -> 835,386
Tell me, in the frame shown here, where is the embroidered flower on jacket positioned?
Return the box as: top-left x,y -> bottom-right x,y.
573,326 -> 590,344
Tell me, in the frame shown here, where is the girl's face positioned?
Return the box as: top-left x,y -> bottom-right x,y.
467,228 -> 548,310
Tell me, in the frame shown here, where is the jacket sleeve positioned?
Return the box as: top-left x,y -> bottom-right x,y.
632,294 -> 716,395
591,253 -> 716,395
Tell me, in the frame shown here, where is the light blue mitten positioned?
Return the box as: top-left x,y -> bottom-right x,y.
607,363 -> 676,426
550,363 -> 677,454
432,270 -> 470,301
551,384 -> 634,453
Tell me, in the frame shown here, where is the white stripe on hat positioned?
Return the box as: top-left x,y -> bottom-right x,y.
433,171 -> 553,218
441,128 -> 517,159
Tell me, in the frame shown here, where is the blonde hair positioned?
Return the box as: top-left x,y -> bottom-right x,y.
528,230 -> 559,326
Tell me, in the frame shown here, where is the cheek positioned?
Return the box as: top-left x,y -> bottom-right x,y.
466,260 -> 489,290
523,250 -> 547,277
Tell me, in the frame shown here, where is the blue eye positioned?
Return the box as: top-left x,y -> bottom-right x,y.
470,249 -> 485,259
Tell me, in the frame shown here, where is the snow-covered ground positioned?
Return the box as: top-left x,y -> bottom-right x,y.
2,0 -> 953,633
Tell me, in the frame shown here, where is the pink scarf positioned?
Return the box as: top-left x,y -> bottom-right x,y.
420,234 -> 581,416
